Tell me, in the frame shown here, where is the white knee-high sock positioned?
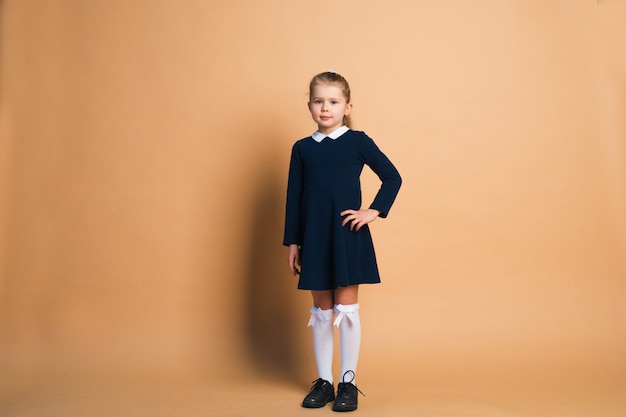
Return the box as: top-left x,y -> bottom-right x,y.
334,303 -> 361,384
308,307 -> 335,383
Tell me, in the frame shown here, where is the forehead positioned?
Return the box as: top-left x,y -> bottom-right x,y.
311,83 -> 345,98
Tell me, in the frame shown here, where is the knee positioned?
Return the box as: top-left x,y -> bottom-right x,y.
334,285 -> 359,305
312,290 -> 334,310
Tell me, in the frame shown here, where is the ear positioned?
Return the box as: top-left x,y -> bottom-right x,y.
344,103 -> 353,116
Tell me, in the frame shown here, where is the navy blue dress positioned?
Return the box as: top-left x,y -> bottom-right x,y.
283,129 -> 402,290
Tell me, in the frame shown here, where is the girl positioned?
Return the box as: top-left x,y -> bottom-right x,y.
283,71 -> 401,412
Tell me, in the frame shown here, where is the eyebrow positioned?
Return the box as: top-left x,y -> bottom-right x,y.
311,96 -> 343,101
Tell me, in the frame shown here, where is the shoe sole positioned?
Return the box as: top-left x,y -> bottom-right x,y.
332,404 -> 357,412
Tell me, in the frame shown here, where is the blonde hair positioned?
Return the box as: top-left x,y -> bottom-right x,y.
309,71 -> 352,128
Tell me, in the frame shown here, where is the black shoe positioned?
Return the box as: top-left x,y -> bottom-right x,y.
302,378 -> 335,408
332,371 -> 364,412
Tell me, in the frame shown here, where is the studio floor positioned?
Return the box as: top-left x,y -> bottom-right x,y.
2,370 -> 625,417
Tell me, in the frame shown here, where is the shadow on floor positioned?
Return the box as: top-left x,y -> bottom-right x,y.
243,152 -> 309,386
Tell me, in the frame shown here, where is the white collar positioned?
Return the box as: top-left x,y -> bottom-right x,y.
311,125 -> 350,143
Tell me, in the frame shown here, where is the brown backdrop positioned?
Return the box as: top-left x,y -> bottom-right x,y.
1,1 -> 625,416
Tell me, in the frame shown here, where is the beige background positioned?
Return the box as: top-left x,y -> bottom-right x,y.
1,1 -> 625,416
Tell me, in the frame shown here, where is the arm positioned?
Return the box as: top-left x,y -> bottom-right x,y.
360,133 -> 402,218
283,143 -> 304,275
283,143 -> 303,246
342,134 -> 401,231
341,134 -> 402,232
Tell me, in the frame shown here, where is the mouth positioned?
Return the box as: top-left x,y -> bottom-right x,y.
320,116 -> 331,121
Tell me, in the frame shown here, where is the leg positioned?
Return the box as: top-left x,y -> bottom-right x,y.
302,290 -> 335,408
333,285 -> 362,412
309,290 -> 335,383
333,285 -> 361,380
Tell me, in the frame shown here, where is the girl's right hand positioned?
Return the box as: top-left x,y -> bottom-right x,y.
287,244 -> 301,276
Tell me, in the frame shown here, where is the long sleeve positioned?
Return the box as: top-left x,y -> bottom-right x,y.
283,142 -> 303,246
359,134 -> 402,218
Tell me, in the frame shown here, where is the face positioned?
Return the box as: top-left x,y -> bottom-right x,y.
308,83 -> 352,134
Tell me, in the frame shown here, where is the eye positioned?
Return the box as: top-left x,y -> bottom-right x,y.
314,100 -> 322,104
331,100 -> 338,104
